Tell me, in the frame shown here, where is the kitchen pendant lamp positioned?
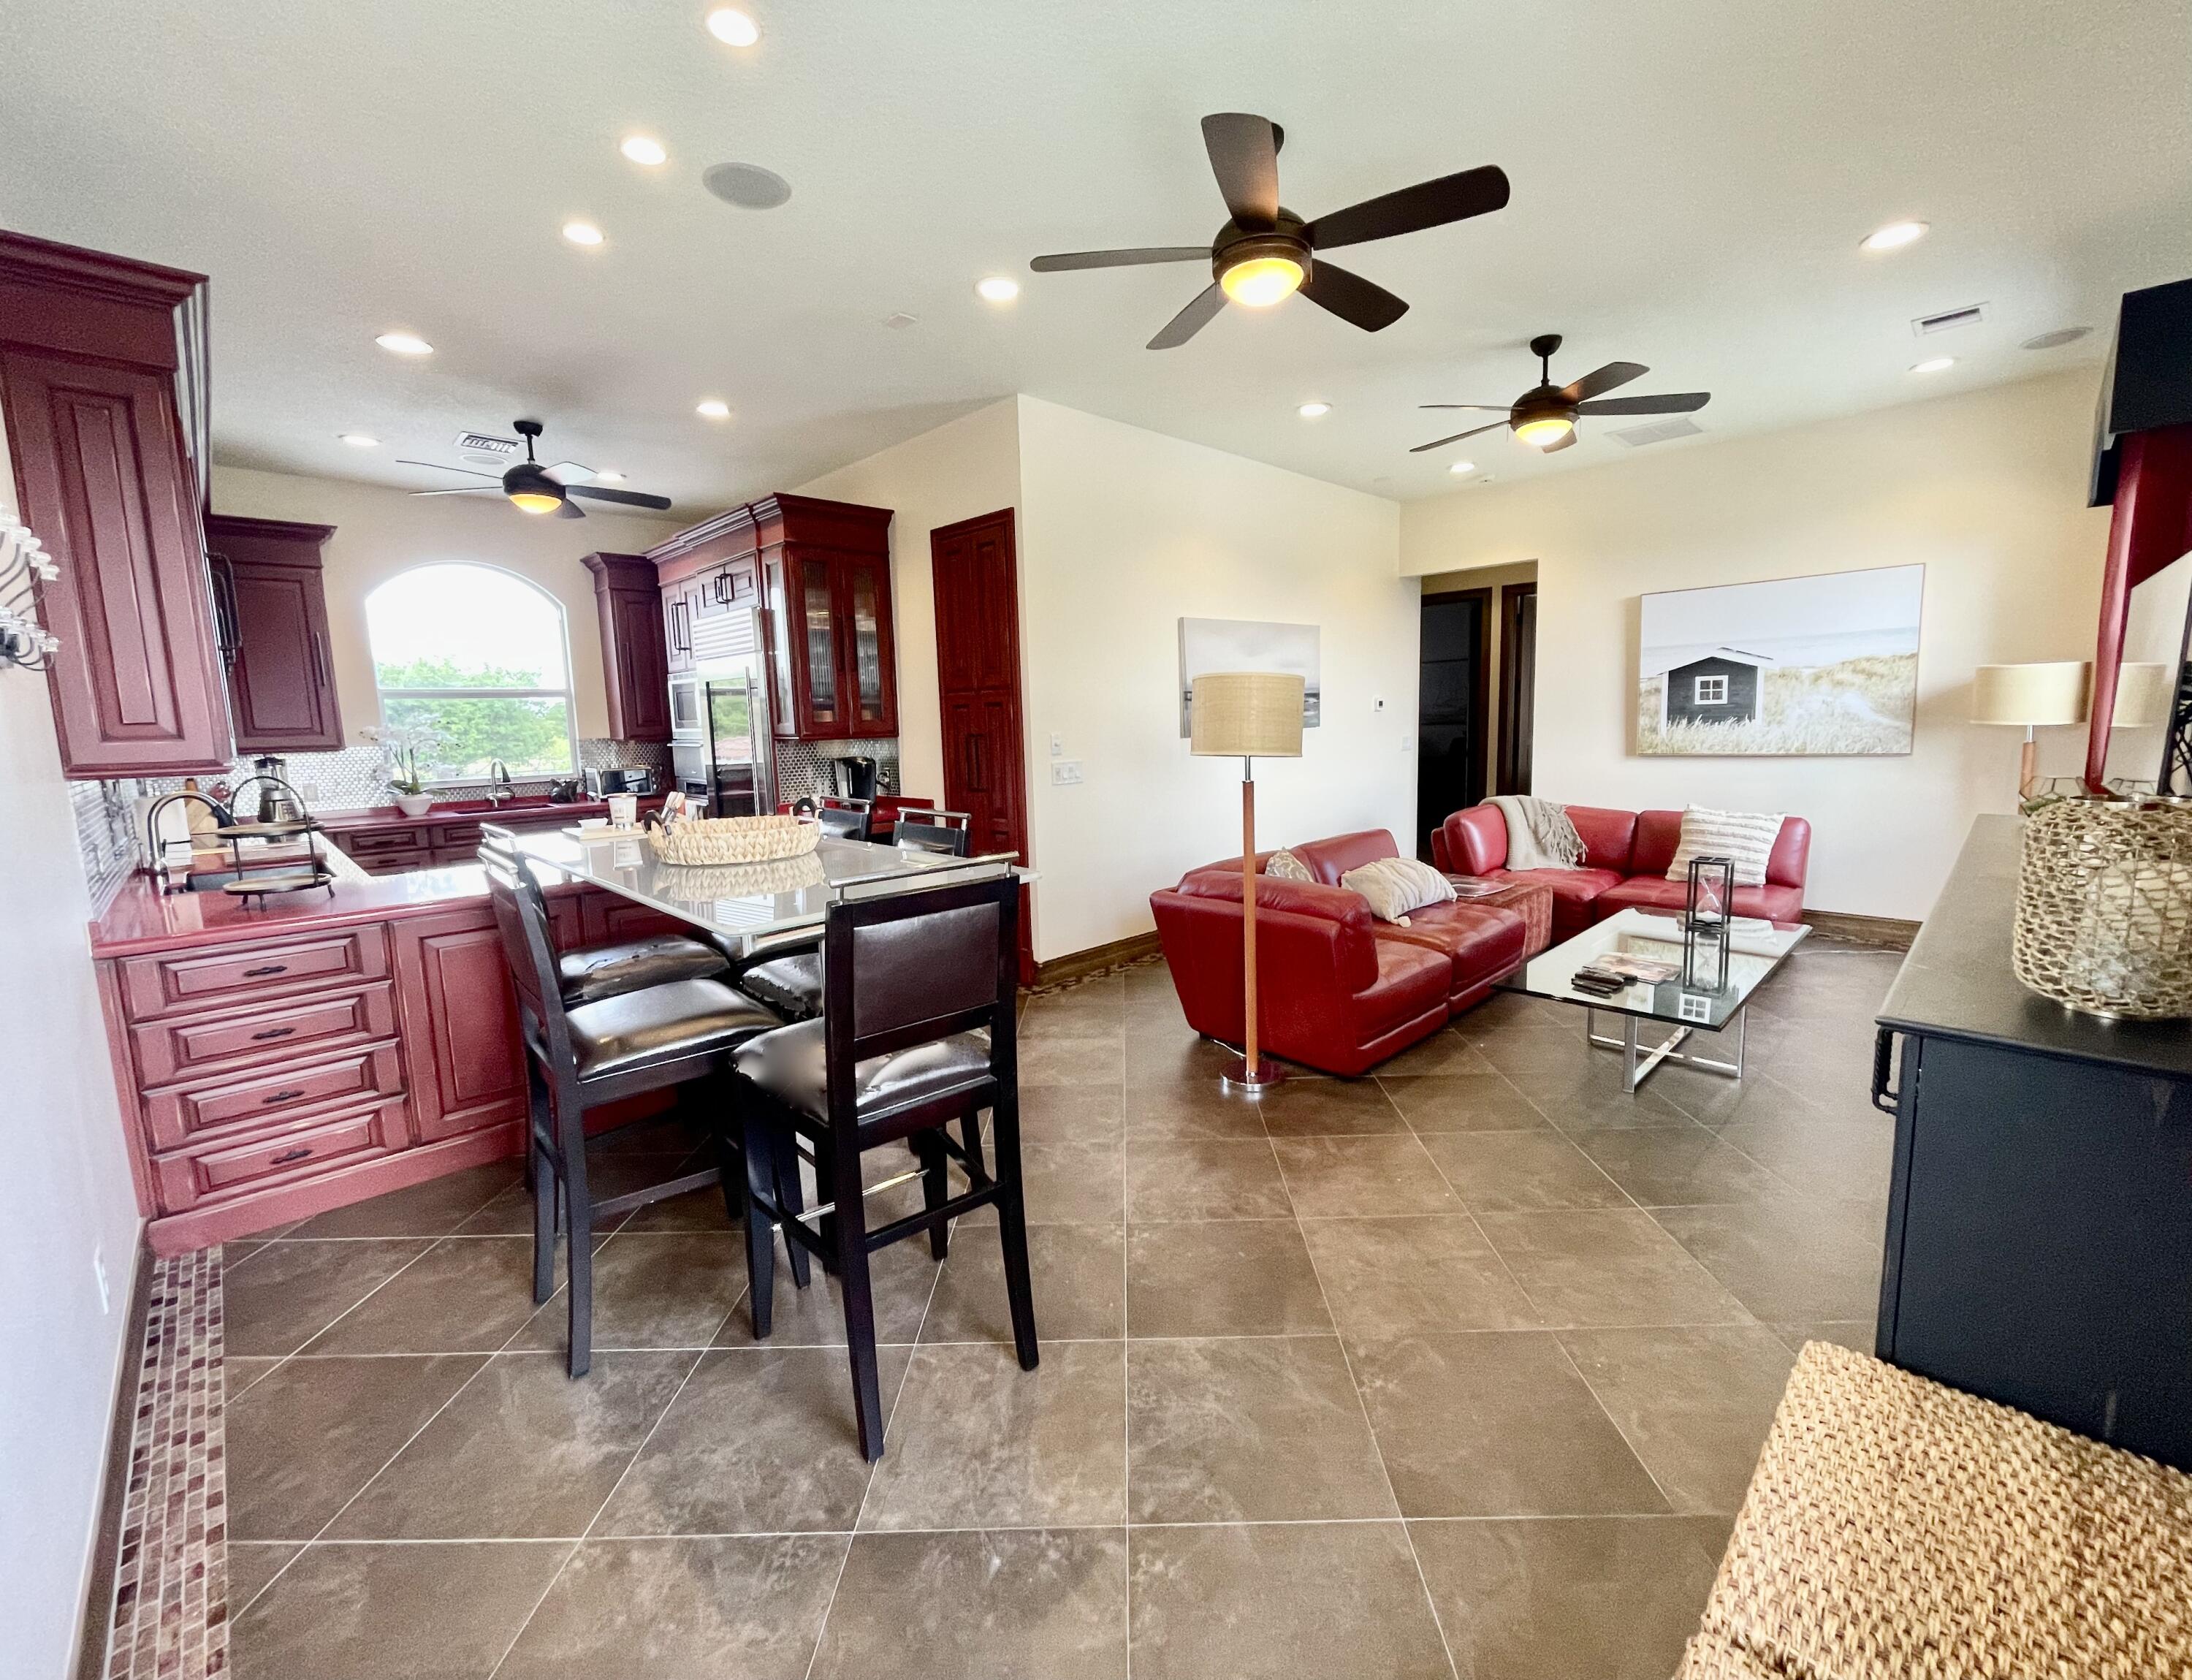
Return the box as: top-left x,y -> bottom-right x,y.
1191,671 -> 1305,1092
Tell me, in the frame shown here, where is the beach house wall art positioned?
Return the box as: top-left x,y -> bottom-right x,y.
1637,565 -> 1925,756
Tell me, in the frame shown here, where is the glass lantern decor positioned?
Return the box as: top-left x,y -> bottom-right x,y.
1682,854 -> 1736,993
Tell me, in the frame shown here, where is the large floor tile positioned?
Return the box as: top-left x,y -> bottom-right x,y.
1124,1079 -> 1282,1141
302,1236 -> 542,1355
1714,1114 -> 1895,1204
1423,1128 -> 1633,1211
1019,1035 -> 1126,1086
1021,983 -> 1126,1038
1651,1199 -> 1884,1324
496,1535 -> 848,1680
595,1345 -> 910,1535
1559,1324 -> 1797,1514
1346,1331 -> 1667,1517
811,1528 -> 1127,1680
224,1239 -> 431,1357
1252,1076 -> 1412,1138
719,1230 -> 937,1348
1474,1209 -> 1752,1327
226,1354 -> 484,1540
1410,1514 -> 1727,1680
229,1540 -> 571,1680
859,1340 -> 1126,1529
1379,1072 -> 1550,1133
1366,1027 -> 1498,1078
1270,1134 -> 1462,1217
1019,1084 -> 1127,1144
1572,1125 -> 1797,1207
1127,1336 -> 1392,1522
456,1153 -> 704,1235
512,1231 -> 750,1351
282,1162 -> 521,1239
1125,1220 -> 1329,1337
924,1222 -> 1125,1343
328,1350 -> 693,1538
1127,1521 -> 1450,1680
1015,1137 -> 1127,1223
1300,1215 -> 1541,1335
1125,1139 -> 1292,1220
225,1543 -> 301,1613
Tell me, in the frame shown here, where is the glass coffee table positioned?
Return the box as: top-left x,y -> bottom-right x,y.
1493,908 -> 1809,1091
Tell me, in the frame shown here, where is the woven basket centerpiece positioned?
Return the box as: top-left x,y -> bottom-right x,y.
649,851 -> 827,900
650,813 -> 819,867
2013,798 -> 2192,1019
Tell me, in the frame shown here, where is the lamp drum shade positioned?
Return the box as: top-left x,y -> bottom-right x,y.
1971,662 -> 2090,727
1192,672 -> 1306,758
2112,662 -> 2176,729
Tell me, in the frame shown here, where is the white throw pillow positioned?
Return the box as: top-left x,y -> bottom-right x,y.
1265,849 -> 1313,882
1340,856 -> 1458,924
1666,806 -> 1785,888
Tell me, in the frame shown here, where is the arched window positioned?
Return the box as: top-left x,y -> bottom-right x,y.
365,564 -> 576,781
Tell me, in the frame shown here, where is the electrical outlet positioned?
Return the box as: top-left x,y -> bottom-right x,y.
1049,733 -> 1063,758
93,1245 -> 110,1314
1050,759 -> 1083,786
1372,696 -> 1386,714
300,782 -> 321,805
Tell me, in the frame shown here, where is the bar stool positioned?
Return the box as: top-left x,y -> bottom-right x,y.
481,839 -> 784,1376
816,797 -> 874,841
893,810 -> 974,856
731,874 -> 1034,1460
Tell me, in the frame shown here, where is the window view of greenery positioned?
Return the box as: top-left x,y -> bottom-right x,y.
366,565 -> 576,781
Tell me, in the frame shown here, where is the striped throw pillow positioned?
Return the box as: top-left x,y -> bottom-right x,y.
1666,806 -> 1785,887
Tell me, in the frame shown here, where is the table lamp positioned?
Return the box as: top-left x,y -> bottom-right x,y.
1971,662 -> 2089,799
1191,670 -> 1305,1094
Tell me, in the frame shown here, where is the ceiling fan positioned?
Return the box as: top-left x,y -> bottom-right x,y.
1030,113 -> 1510,350
1412,334 -> 1710,455
398,420 -> 672,518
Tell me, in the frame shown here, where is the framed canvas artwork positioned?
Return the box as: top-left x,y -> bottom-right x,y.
1179,617 -> 1321,737
1637,565 -> 1924,756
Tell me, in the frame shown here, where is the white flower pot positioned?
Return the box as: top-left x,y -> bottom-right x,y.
395,794 -> 434,818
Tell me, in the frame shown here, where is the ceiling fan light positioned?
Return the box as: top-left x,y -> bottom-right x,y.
509,490 -> 563,514
1219,254 -> 1304,308
1514,414 -> 1574,449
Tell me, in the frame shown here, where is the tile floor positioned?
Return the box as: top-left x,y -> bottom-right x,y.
221,944 -> 1900,1680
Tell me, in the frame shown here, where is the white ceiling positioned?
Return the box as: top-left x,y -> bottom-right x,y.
3,1 -> 2188,517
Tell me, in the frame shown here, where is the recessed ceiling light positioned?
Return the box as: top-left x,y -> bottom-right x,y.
975,275 -> 1020,303
696,399 -> 731,420
620,135 -> 668,167
375,331 -> 433,357
1296,402 -> 1331,419
1447,459 -> 1476,474
562,221 -> 605,247
1861,220 -> 1929,252
338,433 -> 378,448
595,470 -> 625,482
1910,356 -> 1955,374
705,7 -> 759,45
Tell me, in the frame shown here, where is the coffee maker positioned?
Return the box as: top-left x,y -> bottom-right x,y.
827,755 -> 878,802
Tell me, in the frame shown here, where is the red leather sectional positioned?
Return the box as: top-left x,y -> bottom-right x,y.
1431,804 -> 1811,939
1149,829 -> 1529,1076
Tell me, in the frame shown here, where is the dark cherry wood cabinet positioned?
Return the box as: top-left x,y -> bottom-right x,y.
204,513 -> 344,753
0,232 -> 232,778
582,552 -> 673,742
390,908 -> 527,1144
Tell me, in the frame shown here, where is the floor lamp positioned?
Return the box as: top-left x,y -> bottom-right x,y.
1190,670 -> 1304,1095
1971,662 -> 2089,801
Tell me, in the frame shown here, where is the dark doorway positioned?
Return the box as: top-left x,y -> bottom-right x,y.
931,508 -> 1035,984
1496,581 -> 1537,795
1417,587 -> 1491,859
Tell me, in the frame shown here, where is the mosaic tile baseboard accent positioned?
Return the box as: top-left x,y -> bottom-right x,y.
100,1247 -> 226,1680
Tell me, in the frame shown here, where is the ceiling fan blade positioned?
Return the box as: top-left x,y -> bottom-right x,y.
1575,392 -> 1711,416
1299,260 -> 1407,332
1559,361 -> 1648,403
1146,283 -> 1228,350
1030,246 -> 1209,272
1200,113 -> 1281,227
1540,429 -> 1578,452
545,460 -> 595,484
1305,164 -> 1510,251
568,484 -> 673,511
1418,403 -> 1513,411
556,499 -> 587,519
397,459 -> 498,479
1409,420 -> 1508,454
411,486 -> 504,497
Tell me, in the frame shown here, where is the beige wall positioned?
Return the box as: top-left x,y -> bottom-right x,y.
210,465 -> 682,745
0,403 -> 145,1675
1398,370 -> 2115,920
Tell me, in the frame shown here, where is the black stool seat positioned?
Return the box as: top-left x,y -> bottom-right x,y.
560,935 -> 728,1006
734,951 -> 823,1022
736,1018 -> 991,1129
566,978 -> 783,1080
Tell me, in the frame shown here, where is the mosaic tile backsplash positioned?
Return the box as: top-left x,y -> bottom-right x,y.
775,737 -> 902,804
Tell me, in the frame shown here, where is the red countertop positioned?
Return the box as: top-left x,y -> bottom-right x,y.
314,794 -> 657,832
88,866 -> 511,957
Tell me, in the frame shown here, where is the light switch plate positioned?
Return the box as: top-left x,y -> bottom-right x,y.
1399,731 -> 1414,753
1050,760 -> 1083,786
1050,733 -> 1063,757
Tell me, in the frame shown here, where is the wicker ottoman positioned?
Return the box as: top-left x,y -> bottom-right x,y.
1681,1341 -> 2192,1680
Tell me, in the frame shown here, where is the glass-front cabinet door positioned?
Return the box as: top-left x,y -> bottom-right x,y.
840,553 -> 897,735
757,541 -> 897,740
799,554 -> 842,732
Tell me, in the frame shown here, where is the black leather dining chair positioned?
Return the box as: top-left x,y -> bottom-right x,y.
816,797 -> 874,842
730,874 -> 1033,1459
894,809 -> 973,856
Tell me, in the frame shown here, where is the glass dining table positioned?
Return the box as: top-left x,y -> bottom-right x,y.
509,826 -> 1027,957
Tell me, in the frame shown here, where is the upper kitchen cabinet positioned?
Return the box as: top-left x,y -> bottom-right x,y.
0,232 -> 234,778
581,552 -> 672,742
204,513 -> 344,753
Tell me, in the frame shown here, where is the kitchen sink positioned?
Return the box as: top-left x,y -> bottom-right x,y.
434,797 -> 566,813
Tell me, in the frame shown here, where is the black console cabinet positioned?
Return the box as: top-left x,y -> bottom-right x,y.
1873,816 -> 2192,1470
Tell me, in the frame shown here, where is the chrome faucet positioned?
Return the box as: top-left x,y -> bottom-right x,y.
488,760 -> 514,805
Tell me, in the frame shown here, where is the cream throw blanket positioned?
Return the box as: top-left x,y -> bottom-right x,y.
1488,795 -> 1586,870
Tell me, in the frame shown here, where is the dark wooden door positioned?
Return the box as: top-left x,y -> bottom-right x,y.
932,509 -> 1033,980
1,346 -> 232,775
1496,582 -> 1536,796
1416,587 -> 1491,860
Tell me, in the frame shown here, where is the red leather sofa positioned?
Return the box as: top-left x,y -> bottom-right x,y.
1431,804 -> 1811,938
1149,829 -> 1529,1076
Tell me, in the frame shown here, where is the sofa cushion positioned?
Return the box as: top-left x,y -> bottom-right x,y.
1629,809 -> 1685,878
1341,856 -> 1456,922
1564,805 -> 1640,872
1354,935 -> 1457,1039
1667,806 -> 1787,886
1595,875 -> 1806,927
1487,866 -> 1626,939
1436,806 -> 1507,874
1292,829 -> 1402,886
1377,902 -> 1528,997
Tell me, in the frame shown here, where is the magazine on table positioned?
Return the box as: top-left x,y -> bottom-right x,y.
1579,953 -> 1681,984
1444,876 -> 1512,900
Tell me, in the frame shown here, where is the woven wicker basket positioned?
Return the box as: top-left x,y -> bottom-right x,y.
649,813 -> 819,867
2013,798 -> 2192,1019
651,851 -> 827,899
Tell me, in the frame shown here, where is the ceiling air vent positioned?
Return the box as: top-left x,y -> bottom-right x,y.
1612,417 -> 1705,448
1913,303 -> 1986,336
454,431 -> 520,459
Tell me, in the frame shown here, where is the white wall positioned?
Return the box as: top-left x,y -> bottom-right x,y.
1399,370 -> 2114,920
1015,397 -> 1413,959
0,409 -> 146,1676
795,400 -> 1021,804
211,465 -> 682,744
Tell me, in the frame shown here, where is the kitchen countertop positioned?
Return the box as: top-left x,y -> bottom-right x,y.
314,794 -> 658,832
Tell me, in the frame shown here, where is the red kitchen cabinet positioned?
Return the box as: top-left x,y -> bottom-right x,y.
205,513 -> 344,753
582,552 -> 673,741
389,907 -> 528,1143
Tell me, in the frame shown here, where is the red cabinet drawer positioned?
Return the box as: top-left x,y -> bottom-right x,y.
356,848 -> 434,875
132,983 -> 397,1087
118,926 -> 390,1021
151,1099 -> 411,1213
338,824 -> 432,852
140,1043 -> 406,1150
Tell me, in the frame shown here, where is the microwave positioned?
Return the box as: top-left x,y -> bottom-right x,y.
669,673 -> 705,741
